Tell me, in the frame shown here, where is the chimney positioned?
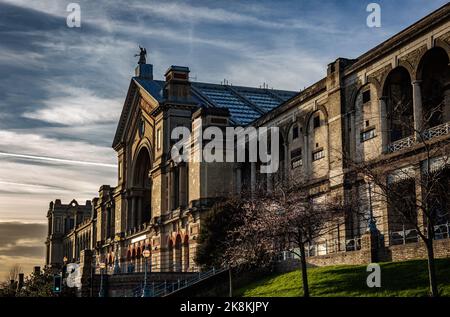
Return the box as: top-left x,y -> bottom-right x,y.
135,63 -> 153,80
164,65 -> 192,103
34,266 -> 41,274
17,273 -> 24,290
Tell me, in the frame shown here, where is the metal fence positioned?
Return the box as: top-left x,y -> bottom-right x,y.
388,121 -> 450,153
390,222 -> 450,245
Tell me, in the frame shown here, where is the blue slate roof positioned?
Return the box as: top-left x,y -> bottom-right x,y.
133,78 -> 296,126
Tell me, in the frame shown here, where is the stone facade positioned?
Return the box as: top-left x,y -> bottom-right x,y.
46,4 -> 450,278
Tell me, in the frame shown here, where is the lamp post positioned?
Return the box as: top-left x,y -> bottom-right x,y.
367,181 -> 378,233
98,262 -> 106,297
142,249 -> 151,297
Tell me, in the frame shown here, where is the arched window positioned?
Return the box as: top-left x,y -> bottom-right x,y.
383,67 -> 413,142
417,47 -> 450,128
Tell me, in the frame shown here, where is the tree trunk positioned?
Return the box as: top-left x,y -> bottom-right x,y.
299,243 -> 309,297
228,268 -> 233,297
425,236 -> 439,297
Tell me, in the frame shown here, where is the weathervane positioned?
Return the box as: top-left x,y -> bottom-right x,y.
135,45 -> 147,65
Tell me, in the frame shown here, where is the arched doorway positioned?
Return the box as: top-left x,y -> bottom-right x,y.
132,147 -> 152,229
174,235 -> 182,272
417,47 -> 450,128
383,67 -> 413,143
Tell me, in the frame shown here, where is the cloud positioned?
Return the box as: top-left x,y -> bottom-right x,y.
0,222 -> 47,279
0,130 -> 116,164
22,84 -> 123,125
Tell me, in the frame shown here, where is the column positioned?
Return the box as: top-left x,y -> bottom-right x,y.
235,167 -> 242,194
126,196 -> 132,231
379,97 -> 389,152
137,196 -> 142,228
283,142 -> 289,183
131,196 -> 137,230
303,134 -> 309,177
105,208 -> 111,239
169,169 -> 175,211
179,164 -> 187,208
444,87 -> 450,122
250,162 -> 256,193
266,171 -> 272,192
412,80 -> 423,137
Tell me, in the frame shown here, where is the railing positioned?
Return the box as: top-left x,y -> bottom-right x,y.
133,267 -> 227,297
423,122 -> 450,140
278,238 -> 362,260
388,135 -> 415,153
434,222 -> 450,240
345,238 -> 362,251
390,227 -> 419,245
390,222 -> 450,245
388,122 -> 450,153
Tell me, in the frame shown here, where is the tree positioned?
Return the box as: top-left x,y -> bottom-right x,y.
221,180 -> 344,297
195,196 -> 244,269
16,267 -> 55,297
8,264 -> 22,283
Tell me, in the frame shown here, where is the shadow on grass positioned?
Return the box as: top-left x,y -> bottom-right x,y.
238,258 -> 450,297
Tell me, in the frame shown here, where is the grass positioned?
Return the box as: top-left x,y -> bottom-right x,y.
236,258 -> 450,297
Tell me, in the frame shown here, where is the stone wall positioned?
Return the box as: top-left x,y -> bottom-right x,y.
384,239 -> 450,262
276,236 -> 450,272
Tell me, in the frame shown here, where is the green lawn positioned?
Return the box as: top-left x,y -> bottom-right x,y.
236,258 -> 450,297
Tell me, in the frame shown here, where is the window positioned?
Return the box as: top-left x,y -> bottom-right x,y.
156,128 -> 161,150
291,148 -> 302,168
292,125 -> 299,139
312,149 -> 325,161
313,116 -> 320,129
361,128 -> 376,142
362,89 -> 371,104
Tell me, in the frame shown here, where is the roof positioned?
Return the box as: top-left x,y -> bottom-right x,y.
133,78 -> 297,125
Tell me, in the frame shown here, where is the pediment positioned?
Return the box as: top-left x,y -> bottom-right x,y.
112,79 -> 159,150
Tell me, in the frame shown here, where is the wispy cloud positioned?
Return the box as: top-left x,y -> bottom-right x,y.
22,84 -> 123,125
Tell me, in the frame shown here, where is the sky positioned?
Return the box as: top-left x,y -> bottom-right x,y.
0,0 -> 447,279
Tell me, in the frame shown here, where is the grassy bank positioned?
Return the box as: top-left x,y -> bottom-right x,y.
236,258 -> 450,297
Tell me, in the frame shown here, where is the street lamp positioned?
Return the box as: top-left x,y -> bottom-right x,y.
142,249 -> 151,297
62,256 -> 68,280
365,177 -> 378,233
98,262 -> 106,297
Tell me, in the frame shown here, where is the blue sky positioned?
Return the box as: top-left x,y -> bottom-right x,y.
0,0 -> 447,276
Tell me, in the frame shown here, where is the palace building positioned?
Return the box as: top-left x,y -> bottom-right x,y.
46,4 -> 450,275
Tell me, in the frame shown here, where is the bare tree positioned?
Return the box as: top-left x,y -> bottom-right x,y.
344,100 -> 450,297
222,179 -> 345,297
8,264 -> 22,283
